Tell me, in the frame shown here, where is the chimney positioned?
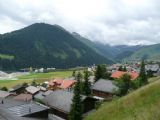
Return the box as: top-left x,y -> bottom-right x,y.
1,100 -> 4,104
29,107 -> 31,113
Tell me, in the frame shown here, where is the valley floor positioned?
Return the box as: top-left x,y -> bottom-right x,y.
0,70 -> 72,88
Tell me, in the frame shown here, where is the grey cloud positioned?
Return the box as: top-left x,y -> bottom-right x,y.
0,0 -> 160,45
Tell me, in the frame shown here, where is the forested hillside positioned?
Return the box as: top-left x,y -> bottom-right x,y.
129,43 -> 160,61
0,23 -> 112,70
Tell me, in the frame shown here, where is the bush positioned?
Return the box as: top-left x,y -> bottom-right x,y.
1,86 -> 8,91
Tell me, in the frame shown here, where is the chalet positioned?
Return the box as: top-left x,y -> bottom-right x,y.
34,91 -> 45,102
9,84 -> 27,94
92,79 -> 118,99
0,98 -> 48,120
13,94 -> 32,102
145,64 -> 160,73
0,90 -> 11,98
34,90 -> 53,101
25,86 -> 40,95
154,69 -> 160,76
48,79 -> 76,91
111,71 -> 139,80
43,90 -> 97,120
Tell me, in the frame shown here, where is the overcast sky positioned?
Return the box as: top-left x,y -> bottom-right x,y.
0,0 -> 160,45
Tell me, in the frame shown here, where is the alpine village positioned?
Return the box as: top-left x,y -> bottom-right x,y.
1,1 -> 160,120
0,23 -> 160,120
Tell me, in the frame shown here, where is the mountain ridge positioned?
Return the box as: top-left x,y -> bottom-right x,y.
0,23 -> 112,70
126,43 -> 160,61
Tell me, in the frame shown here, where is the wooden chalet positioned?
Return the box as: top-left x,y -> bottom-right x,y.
43,90 -> 97,120
48,79 -> 76,91
92,79 -> 118,99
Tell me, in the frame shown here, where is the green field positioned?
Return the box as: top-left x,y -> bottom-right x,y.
86,77 -> 160,120
0,53 -> 14,60
0,70 -> 72,88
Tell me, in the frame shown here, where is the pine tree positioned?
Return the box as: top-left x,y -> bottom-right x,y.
118,66 -> 127,71
82,71 -> 91,96
118,66 -> 123,71
72,70 -> 76,77
117,73 -> 131,96
95,64 -> 109,82
123,66 -> 127,71
69,72 -> 83,120
139,60 -> 148,86
95,65 -> 102,82
31,80 -> 37,87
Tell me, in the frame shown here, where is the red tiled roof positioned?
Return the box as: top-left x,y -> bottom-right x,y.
111,71 -> 139,80
49,79 -> 63,86
49,79 -> 76,89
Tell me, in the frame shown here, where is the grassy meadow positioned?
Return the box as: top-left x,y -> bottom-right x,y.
0,70 -> 72,88
86,77 -> 160,120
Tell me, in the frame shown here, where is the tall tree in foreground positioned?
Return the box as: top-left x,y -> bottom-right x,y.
139,60 -> 148,86
69,72 -> 83,120
82,71 -> 91,96
117,73 -> 132,96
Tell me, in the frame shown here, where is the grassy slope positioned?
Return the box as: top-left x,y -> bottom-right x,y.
86,78 -> 160,120
0,70 -> 72,88
130,44 -> 160,60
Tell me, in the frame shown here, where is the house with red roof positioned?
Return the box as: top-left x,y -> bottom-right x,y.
111,71 -> 139,80
48,78 -> 76,91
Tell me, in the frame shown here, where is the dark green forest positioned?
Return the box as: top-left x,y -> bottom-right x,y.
0,23 -> 112,71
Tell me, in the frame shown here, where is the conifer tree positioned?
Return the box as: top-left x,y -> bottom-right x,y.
95,64 -> 109,82
117,73 -> 131,96
95,65 -> 102,82
123,66 -> 127,71
82,71 -> 91,96
118,66 -> 123,71
139,60 -> 148,86
72,70 -> 76,77
69,72 -> 83,120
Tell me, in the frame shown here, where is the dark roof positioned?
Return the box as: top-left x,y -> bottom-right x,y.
48,114 -> 65,120
0,90 -> 10,98
34,91 -> 45,100
145,64 -> 159,72
8,103 -> 47,117
34,90 -> 53,101
9,84 -> 25,92
44,90 -> 86,113
0,98 -> 48,120
0,115 -> 8,120
43,90 -> 53,96
14,94 -> 32,101
92,79 -> 118,94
